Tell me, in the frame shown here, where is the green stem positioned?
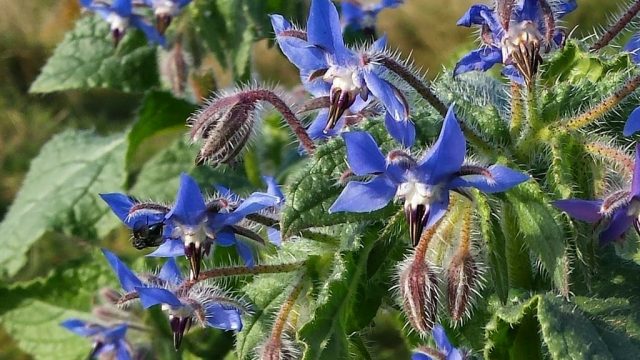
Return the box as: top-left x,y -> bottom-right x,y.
509,82 -> 524,139
516,82 -> 543,159
548,137 -> 574,199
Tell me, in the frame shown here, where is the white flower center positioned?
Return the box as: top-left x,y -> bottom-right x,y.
501,20 -> 543,60
174,223 -> 207,246
396,181 -> 433,210
162,303 -> 193,318
107,13 -> 129,33
323,66 -> 362,95
154,0 -> 179,16
357,0 -> 383,11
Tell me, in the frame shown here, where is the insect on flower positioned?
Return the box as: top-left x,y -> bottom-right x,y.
61,320 -> 132,360
455,0 -> 576,85
329,105 -> 529,246
80,0 -> 166,46
554,143 -> 640,245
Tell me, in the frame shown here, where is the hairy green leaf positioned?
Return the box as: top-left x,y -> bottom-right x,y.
30,15 -> 159,93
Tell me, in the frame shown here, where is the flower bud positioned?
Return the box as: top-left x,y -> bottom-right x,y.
446,250 -> 479,323
258,334 -> 300,360
399,258 -> 440,335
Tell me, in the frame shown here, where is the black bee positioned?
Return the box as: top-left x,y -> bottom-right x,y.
132,221 -> 165,250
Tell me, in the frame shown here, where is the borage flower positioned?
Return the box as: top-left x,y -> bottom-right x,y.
270,0 -> 414,146
412,324 -> 466,360
80,0 -> 166,46
554,144 -> 640,245
455,0 -> 576,85
61,320 -> 131,360
142,0 -> 192,34
148,173 -> 279,277
329,105 -> 529,245
341,0 -> 404,33
101,250 -> 244,350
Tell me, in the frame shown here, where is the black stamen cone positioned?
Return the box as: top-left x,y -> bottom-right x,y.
170,316 -> 192,350
185,242 -> 202,281
156,14 -> 172,35
406,204 -> 429,247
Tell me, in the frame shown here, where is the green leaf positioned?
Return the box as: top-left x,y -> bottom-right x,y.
280,122 -> 396,237
127,91 -> 197,168
477,194 -> 509,303
0,256 -> 117,360
30,15 -> 159,94
0,130 -> 126,279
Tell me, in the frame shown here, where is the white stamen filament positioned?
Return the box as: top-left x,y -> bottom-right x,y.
501,20 -> 543,60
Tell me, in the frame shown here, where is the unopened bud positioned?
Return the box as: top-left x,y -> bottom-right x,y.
160,42 -> 188,96
258,334 -> 300,360
446,251 -> 479,323
99,288 -> 122,304
399,258 -> 439,335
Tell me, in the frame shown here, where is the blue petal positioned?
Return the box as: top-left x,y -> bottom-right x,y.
111,0 -> 132,16
385,112 -> 416,147
115,341 -> 132,360
274,36 -> 328,72
599,209 -> 635,245
61,319 -> 104,337
308,110 -> 344,140
167,173 -> 207,226
269,14 -> 290,34
553,199 -> 604,223
342,131 -> 386,175
624,107 -> 640,137
432,324 -> 453,353
159,258 -> 183,285
236,239 -> 255,267
215,193 -> 279,227
632,143 -> 640,197
102,249 -> 143,292
99,193 -> 135,224
411,353 -> 433,360
454,47 -> 502,76
446,349 -> 464,360
456,4 -> 492,26
329,176 -> 396,213
307,0 -> 350,63
146,239 -> 185,257
555,0 -> 577,18
102,324 -> 128,343
502,65 -> 525,85
131,16 -> 166,46
267,227 -> 282,246
425,194 -> 450,229
517,0 -> 539,22
262,176 -> 285,204
371,35 -> 388,53
215,228 -> 237,246
341,2 -> 364,29
204,304 -> 243,331
625,34 -> 640,64
417,105 -> 466,185
136,287 -> 183,308
363,71 -> 407,121
449,165 -> 529,193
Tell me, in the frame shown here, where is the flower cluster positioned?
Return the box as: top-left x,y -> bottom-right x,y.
80,0 -> 193,46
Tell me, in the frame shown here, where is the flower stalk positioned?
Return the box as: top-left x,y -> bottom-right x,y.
590,0 -> 640,52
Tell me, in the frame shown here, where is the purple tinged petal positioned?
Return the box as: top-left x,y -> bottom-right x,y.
215,229 -> 237,246
342,131 -> 386,176
329,176 -> 396,213
372,35 -> 388,53
131,16 -> 166,46
553,199 -> 604,223
307,0 -> 348,62
100,193 -> 135,224
412,353 -> 434,360
115,342 -> 132,360
102,249 -> 143,292
236,239 -> 255,267
167,173 -> 207,226
262,176 -> 285,204
61,319 -> 104,337
102,324 -> 128,343
632,143 -> 640,197
267,227 -> 282,246
432,324 -> 453,353
274,36 -> 328,72
269,14 -> 291,34
308,110 -> 344,140
625,34 -> 640,64
159,258 -> 183,285
555,0 -> 577,18
384,112 -> 416,147
446,350 -> 464,360
136,287 -> 183,308
341,2 -> 364,28
517,0 -> 539,21
456,4 -> 493,26
425,195 -> 450,229
363,71 -> 406,121
205,304 -> 243,331
111,0 -> 132,16
216,192 -> 279,226
418,105 -> 466,185
623,107 -> 640,137
449,165 -> 529,193
146,239 -> 185,257
599,209 -> 635,245
502,65 -> 525,85
454,48 -> 502,76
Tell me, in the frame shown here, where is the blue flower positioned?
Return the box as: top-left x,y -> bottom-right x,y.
341,0 -> 403,32
142,0 -> 192,34
61,319 -> 131,360
147,173 -> 279,275
329,105 -> 529,245
623,105 -> 640,137
554,144 -> 640,245
270,0 -> 414,146
455,0 -> 576,84
625,33 -> 640,65
412,324 -> 466,360
80,0 -> 166,46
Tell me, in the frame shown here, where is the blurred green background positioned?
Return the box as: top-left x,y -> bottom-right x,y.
0,0 -> 619,358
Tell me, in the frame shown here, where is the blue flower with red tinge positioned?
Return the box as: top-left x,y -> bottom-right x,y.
412,324 -> 466,360
554,144 -> 640,245
61,320 -> 131,360
455,0 -> 576,84
329,105 -> 529,245
270,0 -> 414,146
340,0 -> 403,32
80,0 -> 166,46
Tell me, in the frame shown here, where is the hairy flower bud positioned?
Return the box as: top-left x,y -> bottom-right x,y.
160,41 -> 189,96
258,334 -> 300,360
446,250 -> 479,323
399,258 -> 440,335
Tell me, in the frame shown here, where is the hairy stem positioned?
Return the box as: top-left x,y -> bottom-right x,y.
561,73 -> 640,131
584,141 -> 634,175
266,276 -> 305,351
414,218 -> 442,264
509,82 -> 524,139
590,0 -> 640,52
549,138 -> 574,199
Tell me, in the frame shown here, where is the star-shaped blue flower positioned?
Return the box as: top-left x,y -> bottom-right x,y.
270,0 -> 414,146
412,324 -> 465,360
80,0 -> 166,46
554,144 -> 640,245
61,320 -> 131,360
329,105 -> 529,245
341,0 -> 403,32
455,0 -> 576,84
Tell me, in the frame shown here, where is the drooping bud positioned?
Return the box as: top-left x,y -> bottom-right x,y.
399,258 -> 440,335
446,251 -> 479,323
160,41 -> 189,96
